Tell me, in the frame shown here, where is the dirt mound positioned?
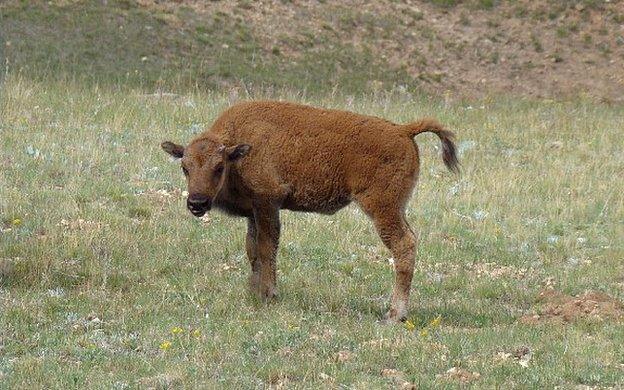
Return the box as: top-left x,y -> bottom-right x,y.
520,289 -> 624,324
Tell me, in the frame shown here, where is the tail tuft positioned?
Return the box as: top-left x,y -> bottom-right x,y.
402,118 -> 460,174
440,130 -> 460,174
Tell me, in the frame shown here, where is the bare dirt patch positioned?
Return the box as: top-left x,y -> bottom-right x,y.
7,0 -> 622,99
137,188 -> 185,209
520,289 -> 624,324
131,0 -> 624,101
380,368 -> 417,389
437,367 -> 481,384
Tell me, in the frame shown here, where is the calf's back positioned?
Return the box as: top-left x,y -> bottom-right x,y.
207,101 -> 419,213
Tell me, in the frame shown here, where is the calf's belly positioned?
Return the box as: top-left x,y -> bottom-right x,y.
281,187 -> 352,214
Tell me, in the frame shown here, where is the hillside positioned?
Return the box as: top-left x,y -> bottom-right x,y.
1,0 -> 623,100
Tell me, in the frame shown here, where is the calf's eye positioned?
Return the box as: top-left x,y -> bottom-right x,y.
214,165 -> 224,177
182,166 -> 189,176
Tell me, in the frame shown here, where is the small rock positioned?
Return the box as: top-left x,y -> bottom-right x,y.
472,210 -> 488,221
336,350 -> 352,362
427,272 -> 444,284
495,351 -> 512,362
448,182 -> 461,196
441,367 -> 481,383
546,141 -> 563,149
381,368 -> 404,379
457,140 -> 477,155
400,382 -> 417,389
566,257 -> 580,267
547,235 -> 560,244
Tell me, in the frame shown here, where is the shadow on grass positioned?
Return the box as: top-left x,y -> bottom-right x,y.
279,283 -> 517,327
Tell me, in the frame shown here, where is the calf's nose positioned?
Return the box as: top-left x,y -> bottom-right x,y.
188,194 -> 209,205
187,194 -> 211,215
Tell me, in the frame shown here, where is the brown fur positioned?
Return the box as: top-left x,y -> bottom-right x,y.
162,101 -> 459,322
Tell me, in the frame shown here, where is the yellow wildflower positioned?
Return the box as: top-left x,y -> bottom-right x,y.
419,329 -> 429,338
171,326 -> 184,335
404,320 -> 416,331
159,341 -> 172,351
11,218 -> 21,226
192,329 -> 201,338
429,315 -> 442,328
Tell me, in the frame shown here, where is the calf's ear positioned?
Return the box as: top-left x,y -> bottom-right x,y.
161,141 -> 184,158
226,144 -> 251,161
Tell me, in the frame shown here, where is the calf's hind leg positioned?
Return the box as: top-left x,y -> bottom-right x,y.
358,198 -> 417,322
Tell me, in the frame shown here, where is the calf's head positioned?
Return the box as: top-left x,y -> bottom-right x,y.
161,138 -> 251,217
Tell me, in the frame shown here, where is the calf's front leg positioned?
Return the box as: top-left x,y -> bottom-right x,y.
252,206 -> 280,301
246,217 -> 260,294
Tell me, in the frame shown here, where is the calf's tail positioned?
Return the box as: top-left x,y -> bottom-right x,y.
402,118 -> 460,174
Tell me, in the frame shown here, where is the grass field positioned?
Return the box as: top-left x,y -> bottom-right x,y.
1,76 -> 623,388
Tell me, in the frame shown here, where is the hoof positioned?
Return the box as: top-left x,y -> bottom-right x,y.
249,283 -> 277,303
260,287 -> 277,302
381,308 -> 407,324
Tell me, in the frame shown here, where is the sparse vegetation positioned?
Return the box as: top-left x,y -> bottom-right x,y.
1,0 -> 623,100
556,26 -> 569,39
531,34 -> 544,52
476,0 -> 497,10
426,0 -> 461,8
598,42 -> 612,56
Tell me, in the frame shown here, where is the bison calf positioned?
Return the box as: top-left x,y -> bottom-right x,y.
162,101 -> 458,322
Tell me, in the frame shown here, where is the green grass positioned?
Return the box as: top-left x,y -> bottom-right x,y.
0,0 -> 416,95
1,76 -> 623,388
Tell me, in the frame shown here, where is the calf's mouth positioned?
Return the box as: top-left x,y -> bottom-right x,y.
189,208 -> 207,217
187,195 -> 211,217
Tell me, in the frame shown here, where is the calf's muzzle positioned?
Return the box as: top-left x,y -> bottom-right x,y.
187,194 -> 211,217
